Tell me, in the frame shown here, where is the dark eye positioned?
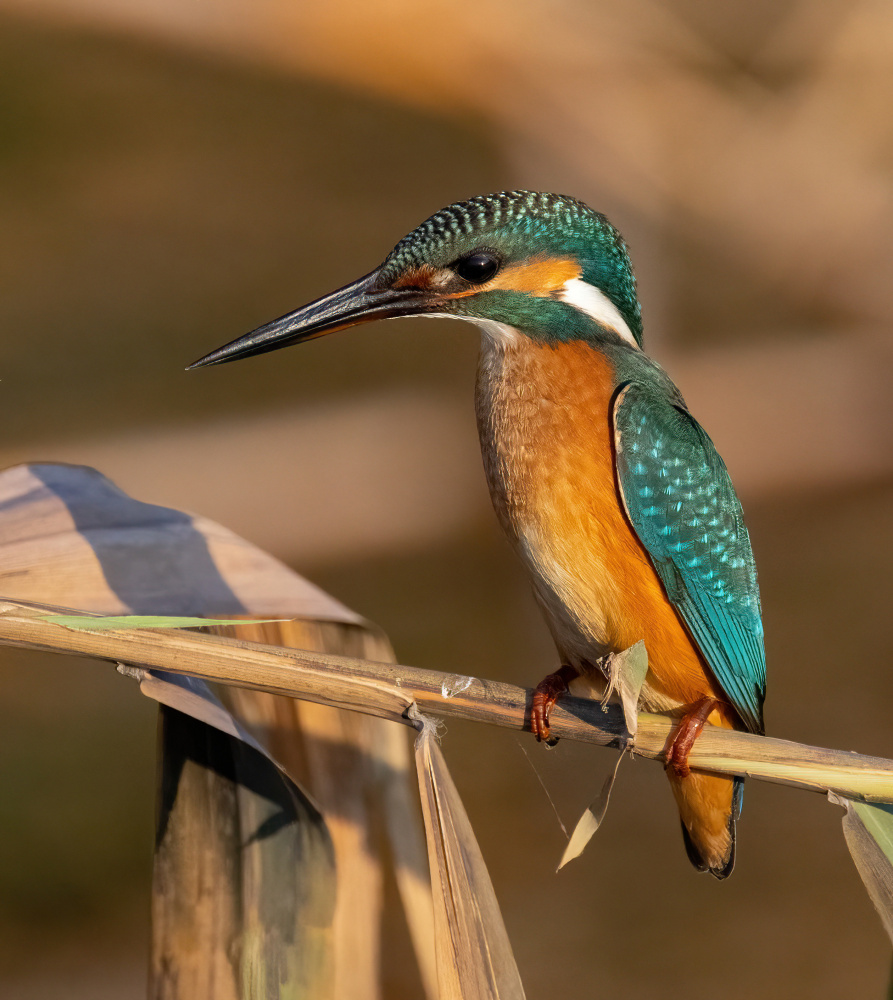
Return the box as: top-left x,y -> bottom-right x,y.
455,252 -> 500,284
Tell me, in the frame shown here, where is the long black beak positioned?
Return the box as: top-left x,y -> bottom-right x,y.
188,269 -> 435,369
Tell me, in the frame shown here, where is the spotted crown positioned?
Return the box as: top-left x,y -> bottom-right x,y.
378,191 -> 643,345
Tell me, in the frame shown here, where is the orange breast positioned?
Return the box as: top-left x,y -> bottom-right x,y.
475,336 -> 731,719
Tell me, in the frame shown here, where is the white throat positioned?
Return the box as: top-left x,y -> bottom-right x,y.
421,311 -> 520,348
468,318 -> 520,347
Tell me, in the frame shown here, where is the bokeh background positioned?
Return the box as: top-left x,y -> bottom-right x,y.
1,1 -> 892,996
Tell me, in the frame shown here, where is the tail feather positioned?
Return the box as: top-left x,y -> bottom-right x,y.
668,771 -> 743,880
680,821 -> 710,874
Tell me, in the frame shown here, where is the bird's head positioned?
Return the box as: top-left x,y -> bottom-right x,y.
189,191 -> 642,369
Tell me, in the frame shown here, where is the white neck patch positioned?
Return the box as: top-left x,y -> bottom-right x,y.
558,277 -> 639,349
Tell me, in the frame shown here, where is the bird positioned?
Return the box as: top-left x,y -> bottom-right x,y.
190,191 -> 766,879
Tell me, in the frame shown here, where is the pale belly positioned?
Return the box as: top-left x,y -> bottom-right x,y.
475,335 -> 726,716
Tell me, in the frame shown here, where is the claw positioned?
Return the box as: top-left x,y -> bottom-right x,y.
665,697 -> 719,777
531,665 -> 580,744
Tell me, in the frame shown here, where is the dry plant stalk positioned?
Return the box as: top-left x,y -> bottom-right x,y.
1,597 -> 892,803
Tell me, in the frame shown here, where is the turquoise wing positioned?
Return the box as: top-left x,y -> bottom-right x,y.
612,382 -> 765,734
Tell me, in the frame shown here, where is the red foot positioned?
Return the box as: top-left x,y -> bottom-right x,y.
665,697 -> 719,777
531,665 -> 580,744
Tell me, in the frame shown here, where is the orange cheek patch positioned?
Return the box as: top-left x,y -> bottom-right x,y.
446,255 -> 582,299
489,256 -> 581,295
392,256 -> 582,299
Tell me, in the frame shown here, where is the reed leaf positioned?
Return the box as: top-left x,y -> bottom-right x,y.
558,752 -> 625,871
837,796 -> 893,945
414,716 -> 526,999
0,463 -> 438,999
608,641 -> 649,740
144,669 -> 336,999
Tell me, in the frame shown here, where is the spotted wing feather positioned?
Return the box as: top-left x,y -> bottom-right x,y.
612,382 -> 765,734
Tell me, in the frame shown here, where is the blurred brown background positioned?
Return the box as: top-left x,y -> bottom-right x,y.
0,1 -> 891,996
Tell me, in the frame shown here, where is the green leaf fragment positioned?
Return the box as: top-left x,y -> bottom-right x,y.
42,615 -> 291,631
852,801 -> 893,866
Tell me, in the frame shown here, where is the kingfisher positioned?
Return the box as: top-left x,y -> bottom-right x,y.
190,191 -> 766,879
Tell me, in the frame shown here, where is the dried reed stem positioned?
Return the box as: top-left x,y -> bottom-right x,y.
0,598 -> 890,801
